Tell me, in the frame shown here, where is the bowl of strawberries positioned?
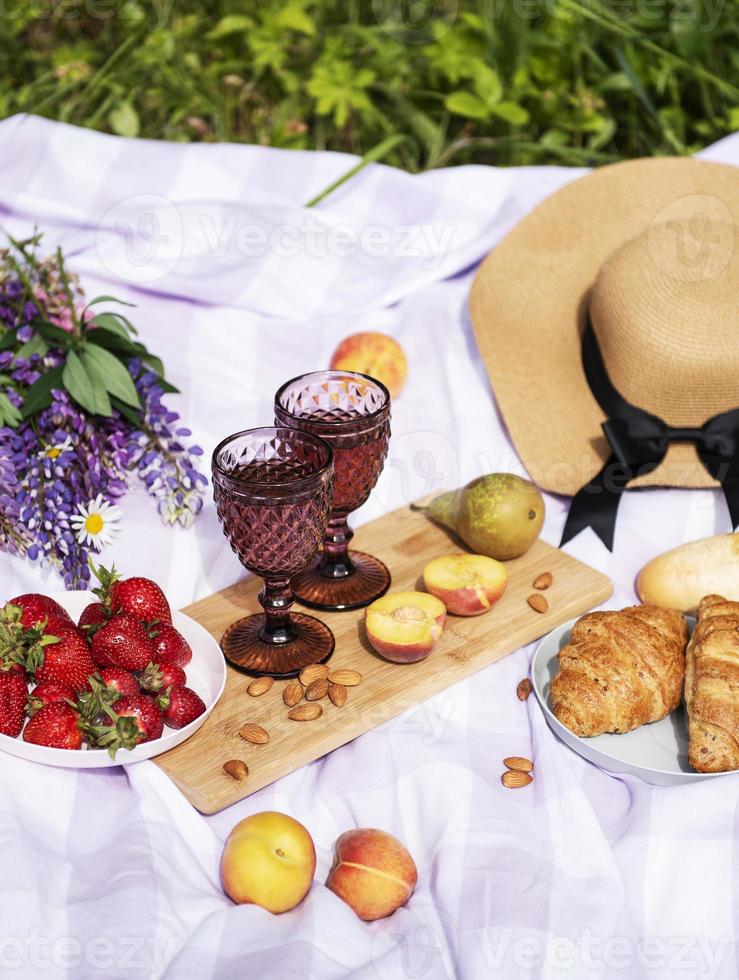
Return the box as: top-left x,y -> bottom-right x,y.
0,565 -> 226,768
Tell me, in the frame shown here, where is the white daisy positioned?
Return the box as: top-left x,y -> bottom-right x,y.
70,494 -> 123,549
40,435 -> 73,462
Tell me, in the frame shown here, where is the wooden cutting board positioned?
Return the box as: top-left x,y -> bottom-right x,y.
155,502 -> 613,813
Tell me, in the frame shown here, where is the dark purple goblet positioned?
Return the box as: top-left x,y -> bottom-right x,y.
212,426 -> 335,677
274,370 -> 391,611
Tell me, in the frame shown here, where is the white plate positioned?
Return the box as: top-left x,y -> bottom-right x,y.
0,591 -> 226,768
532,616 -> 737,786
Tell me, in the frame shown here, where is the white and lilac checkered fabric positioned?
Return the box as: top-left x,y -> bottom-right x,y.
0,114 -> 737,979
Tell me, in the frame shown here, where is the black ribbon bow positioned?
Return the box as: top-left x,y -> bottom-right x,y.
560,324 -> 739,551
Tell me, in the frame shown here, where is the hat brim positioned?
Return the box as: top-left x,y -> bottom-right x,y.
469,156 -> 739,496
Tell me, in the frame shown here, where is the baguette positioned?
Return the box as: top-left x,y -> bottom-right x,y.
636,534 -> 739,614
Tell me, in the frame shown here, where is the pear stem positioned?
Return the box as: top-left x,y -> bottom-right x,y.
409,503 -> 429,513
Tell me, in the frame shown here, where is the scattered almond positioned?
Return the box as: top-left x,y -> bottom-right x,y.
247,676 -> 273,697
305,678 -> 329,701
527,593 -> 548,613
239,723 -> 270,745
504,756 -> 534,773
516,678 -> 533,701
328,682 -> 347,707
533,572 -> 553,590
283,680 -> 304,707
299,664 -> 329,686
328,668 -> 362,687
501,770 -> 533,788
288,703 -> 323,721
223,760 -> 248,780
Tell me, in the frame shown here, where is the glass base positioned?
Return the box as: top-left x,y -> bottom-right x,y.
221,612 -> 335,678
291,549 -> 391,612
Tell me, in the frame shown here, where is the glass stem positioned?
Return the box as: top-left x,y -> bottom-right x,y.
258,577 -> 296,645
318,513 -> 356,579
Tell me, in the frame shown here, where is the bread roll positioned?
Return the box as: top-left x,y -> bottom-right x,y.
637,534 -> 739,614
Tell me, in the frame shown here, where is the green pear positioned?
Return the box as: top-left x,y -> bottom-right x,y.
426,474 -> 545,560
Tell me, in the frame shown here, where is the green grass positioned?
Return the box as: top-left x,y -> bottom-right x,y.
1,0 -> 737,171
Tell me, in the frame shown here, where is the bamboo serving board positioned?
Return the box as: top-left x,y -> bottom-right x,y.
155,502 -> 613,813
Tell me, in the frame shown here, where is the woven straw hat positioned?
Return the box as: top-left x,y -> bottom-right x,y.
469,157 -> 739,496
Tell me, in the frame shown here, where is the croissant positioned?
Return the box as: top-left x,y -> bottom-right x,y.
551,605 -> 687,737
685,594 -> 739,773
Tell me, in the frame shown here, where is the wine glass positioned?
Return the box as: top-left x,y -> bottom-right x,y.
274,370 -> 391,611
212,426 -> 335,677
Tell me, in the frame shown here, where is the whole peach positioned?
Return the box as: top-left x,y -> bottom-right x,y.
221,811 -> 316,913
326,828 -> 418,921
329,332 -> 408,399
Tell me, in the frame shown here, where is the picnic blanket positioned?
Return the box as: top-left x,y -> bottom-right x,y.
0,113 -> 738,979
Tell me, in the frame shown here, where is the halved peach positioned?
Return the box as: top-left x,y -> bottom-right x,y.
365,591 -> 446,663
423,554 -> 507,616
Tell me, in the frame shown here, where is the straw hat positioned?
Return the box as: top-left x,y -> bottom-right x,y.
469,157 -> 739,498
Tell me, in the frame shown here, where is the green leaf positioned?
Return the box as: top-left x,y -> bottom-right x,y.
444,91 -> 490,120
0,330 -> 17,351
84,295 -> 136,309
490,101 -> 530,125
276,5 -> 316,36
63,350 -> 112,417
729,108 -> 739,129
81,344 -> 141,409
110,395 -> 143,427
108,101 -> 140,138
16,334 -> 49,359
35,321 -> 72,348
0,391 -> 21,427
87,327 -> 138,356
91,312 -> 135,340
21,365 -> 65,419
472,64 -> 503,108
206,14 -> 253,40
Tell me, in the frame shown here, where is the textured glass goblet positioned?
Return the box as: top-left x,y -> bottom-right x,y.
274,370 -> 391,611
212,427 -> 335,677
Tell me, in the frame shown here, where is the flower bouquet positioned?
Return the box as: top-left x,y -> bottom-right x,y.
0,233 -> 206,588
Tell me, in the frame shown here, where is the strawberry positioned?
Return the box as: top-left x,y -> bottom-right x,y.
159,684 -> 206,730
23,703 -> 83,750
34,630 -> 96,693
150,623 -> 192,667
8,594 -> 71,630
0,672 -> 28,737
95,694 -> 164,755
139,660 -> 186,693
110,577 -> 171,625
41,615 -> 82,639
78,602 -> 109,632
27,680 -> 75,716
99,668 -> 140,698
91,615 -> 154,671
0,605 -> 58,678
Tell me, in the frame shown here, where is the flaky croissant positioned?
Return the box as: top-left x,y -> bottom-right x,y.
551,605 -> 687,737
686,594 -> 739,773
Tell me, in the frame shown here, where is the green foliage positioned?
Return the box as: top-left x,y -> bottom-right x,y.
2,0 -> 737,169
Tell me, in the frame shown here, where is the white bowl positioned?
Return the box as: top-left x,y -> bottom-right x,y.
0,591 -> 226,768
531,616 -> 736,786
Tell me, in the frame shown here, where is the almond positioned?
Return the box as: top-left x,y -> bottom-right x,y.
504,756 -> 534,773
288,703 -> 323,721
283,680 -> 304,707
299,664 -> 329,686
223,760 -> 248,780
501,770 -> 533,788
305,678 -> 329,701
328,682 -> 347,707
247,676 -> 273,697
533,572 -> 553,590
239,723 -> 269,744
327,668 -> 362,687
516,678 -> 533,701
527,593 -> 548,613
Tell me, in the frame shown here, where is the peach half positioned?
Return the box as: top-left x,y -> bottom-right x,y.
365,591 -> 446,663
423,554 -> 507,616
327,828 -> 418,921
329,331 -> 408,399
